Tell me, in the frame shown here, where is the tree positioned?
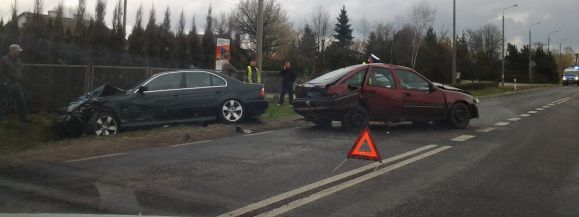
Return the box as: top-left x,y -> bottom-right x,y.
298,24 -> 317,75
201,6 -> 215,69
467,24 -> 501,81
175,11 -> 190,68
88,0 -> 109,65
71,0 -> 88,64
21,0 -> 49,63
159,7 -> 174,67
128,5 -> 146,65
50,3 -> 67,64
332,5 -> 353,48
110,0 -> 125,65
188,15 -> 200,68
311,5 -> 330,71
408,1 -> 435,68
144,6 -> 160,66
231,0 -> 292,55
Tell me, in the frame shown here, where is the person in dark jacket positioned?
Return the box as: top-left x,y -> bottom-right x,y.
278,60 -> 296,106
0,44 -> 30,123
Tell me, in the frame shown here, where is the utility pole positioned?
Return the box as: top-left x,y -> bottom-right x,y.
547,30 -> 558,54
256,0 -> 264,75
123,0 -> 127,34
501,4 -> 517,87
451,0 -> 457,84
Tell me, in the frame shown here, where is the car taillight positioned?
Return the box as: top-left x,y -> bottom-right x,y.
259,87 -> 266,97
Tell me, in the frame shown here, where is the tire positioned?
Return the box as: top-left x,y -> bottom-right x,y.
342,106 -> 369,130
448,102 -> 471,129
87,112 -> 119,136
219,99 -> 245,124
313,119 -> 332,128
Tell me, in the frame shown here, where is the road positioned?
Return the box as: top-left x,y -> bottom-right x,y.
1,86 -> 579,217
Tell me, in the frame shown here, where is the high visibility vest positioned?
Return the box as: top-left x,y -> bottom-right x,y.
247,66 -> 261,83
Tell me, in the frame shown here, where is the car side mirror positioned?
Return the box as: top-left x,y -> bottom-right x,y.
138,86 -> 148,94
428,83 -> 436,92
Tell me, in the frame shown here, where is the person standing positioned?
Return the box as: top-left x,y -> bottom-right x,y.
278,61 -> 296,106
221,54 -> 239,80
246,59 -> 261,84
0,44 -> 30,123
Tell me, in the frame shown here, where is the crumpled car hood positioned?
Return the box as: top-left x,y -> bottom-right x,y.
66,84 -> 126,112
432,82 -> 471,95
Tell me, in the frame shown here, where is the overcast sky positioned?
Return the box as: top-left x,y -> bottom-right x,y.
1,0 -> 578,52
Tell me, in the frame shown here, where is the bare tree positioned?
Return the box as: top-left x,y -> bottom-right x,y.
311,5 -> 330,54
231,0 -> 291,55
408,1 -> 436,68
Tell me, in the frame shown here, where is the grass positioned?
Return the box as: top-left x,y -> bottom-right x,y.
262,102 -> 297,119
0,112 -> 57,153
470,84 -> 556,97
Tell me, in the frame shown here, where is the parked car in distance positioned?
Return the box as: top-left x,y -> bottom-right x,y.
292,63 -> 479,129
562,67 -> 579,86
53,70 -> 268,137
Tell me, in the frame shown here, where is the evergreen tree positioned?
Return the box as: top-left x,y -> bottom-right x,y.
201,6 -> 215,69
364,31 -> 378,57
332,5 -> 353,48
188,15 -> 200,68
128,5 -> 146,65
175,11 -> 190,68
22,0 -> 49,63
89,0 -> 109,65
110,0 -> 125,65
50,3 -> 66,64
159,7 -> 174,67
71,0 -> 88,64
298,24 -> 317,75
144,6 -> 160,66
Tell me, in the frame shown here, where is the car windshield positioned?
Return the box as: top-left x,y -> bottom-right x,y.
563,71 -> 579,76
308,65 -> 362,84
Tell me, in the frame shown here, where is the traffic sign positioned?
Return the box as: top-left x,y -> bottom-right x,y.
347,127 -> 382,162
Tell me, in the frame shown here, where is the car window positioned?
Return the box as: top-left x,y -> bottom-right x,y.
368,68 -> 396,88
186,72 -> 212,88
211,75 -> 227,86
344,71 -> 365,88
396,70 -> 430,91
147,73 -> 183,91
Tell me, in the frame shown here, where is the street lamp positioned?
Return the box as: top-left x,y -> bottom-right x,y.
501,4 -> 518,87
529,22 -> 540,83
547,30 -> 559,53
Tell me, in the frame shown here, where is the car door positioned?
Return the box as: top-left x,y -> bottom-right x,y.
395,69 -> 446,120
128,72 -> 185,124
362,67 -> 402,120
180,72 -> 228,119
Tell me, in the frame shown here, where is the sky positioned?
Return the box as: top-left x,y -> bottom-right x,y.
1,0 -> 578,53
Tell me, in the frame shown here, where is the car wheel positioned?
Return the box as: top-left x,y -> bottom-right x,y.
313,119 -> 332,128
342,106 -> 369,130
220,99 -> 245,124
88,112 -> 119,136
448,102 -> 471,129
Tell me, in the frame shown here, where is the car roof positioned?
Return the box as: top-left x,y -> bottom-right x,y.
364,63 -> 416,71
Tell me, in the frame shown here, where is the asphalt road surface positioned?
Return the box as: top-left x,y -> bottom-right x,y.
1,86 -> 579,217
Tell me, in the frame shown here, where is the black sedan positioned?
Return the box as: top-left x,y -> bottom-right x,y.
54,70 -> 268,137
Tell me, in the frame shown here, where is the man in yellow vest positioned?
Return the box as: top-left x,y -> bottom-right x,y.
246,59 -> 261,83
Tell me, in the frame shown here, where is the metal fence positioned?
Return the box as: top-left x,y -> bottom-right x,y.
18,64 -> 283,111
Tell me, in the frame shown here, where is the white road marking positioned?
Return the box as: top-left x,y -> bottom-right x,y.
548,103 -> 555,106
246,131 -> 275,136
171,140 -> 213,147
494,122 -> 511,126
216,145 -> 439,217
528,111 -> 538,114
451,135 -> 476,142
536,108 -> 545,111
557,98 -> 570,104
476,128 -> 496,133
519,114 -> 531,117
542,105 -> 550,108
64,153 -> 127,163
552,97 -> 569,104
508,118 -> 522,122
254,146 -> 453,217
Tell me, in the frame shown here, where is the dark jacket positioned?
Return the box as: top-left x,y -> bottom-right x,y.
0,55 -> 24,84
280,67 -> 296,83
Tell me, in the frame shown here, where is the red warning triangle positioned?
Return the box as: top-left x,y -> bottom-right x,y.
347,127 -> 382,161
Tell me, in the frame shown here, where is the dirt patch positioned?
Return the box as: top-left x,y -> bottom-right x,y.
0,116 -> 309,167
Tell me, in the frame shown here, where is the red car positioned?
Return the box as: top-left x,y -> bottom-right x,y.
292,63 -> 479,129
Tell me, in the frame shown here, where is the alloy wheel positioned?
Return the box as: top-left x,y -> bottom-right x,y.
222,100 -> 244,122
95,116 -> 118,136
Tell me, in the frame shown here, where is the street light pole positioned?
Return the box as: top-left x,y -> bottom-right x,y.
256,0 -> 264,74
501,4 -> 518,87
452,0 -> 457,84
529,22 -> 540,83
547,30 -> 559,53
